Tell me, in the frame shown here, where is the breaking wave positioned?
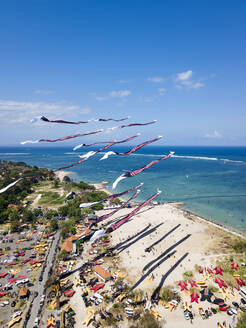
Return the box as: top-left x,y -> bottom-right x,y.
0,152 -> 30,155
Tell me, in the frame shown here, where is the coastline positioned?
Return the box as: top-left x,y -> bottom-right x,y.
171,202 -> 246,240
55,170 -> 73,182
92,180 -> 246,241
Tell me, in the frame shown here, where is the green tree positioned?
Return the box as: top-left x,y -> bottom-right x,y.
50,218 -> 59,231
22,209 -> 34,223
237,311 -> 246,328
53,179 -> 59,188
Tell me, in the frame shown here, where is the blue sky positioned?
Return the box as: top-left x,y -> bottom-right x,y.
0,0 -> 246,146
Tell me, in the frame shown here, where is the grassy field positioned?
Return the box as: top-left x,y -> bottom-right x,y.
38,191 -> 65,205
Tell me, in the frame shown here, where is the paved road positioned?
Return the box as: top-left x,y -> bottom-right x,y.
26,232 -> 60,328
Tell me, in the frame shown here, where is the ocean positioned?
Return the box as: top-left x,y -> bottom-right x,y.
1,145 -> 246,232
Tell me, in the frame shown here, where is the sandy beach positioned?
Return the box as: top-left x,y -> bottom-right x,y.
92,203 -> 243,327
55,170 -> 73,182
96,202 -> 242,291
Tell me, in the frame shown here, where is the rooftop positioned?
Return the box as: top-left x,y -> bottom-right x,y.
93,265 -> 112,280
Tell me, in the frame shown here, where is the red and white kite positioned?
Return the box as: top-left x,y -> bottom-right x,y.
79,183 -> 143,208
56,134 -> 139,171
39,115 -> 130,124
100,136 -> 162,160
21,129 -> 103,144
96,189 -> 141,224
78,134 -> 140,160
107,120 -> 157,131
105,190 -> 162,233
112,152 -> 174,189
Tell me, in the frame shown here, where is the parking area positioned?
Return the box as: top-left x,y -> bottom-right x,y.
0,224 -> 55,327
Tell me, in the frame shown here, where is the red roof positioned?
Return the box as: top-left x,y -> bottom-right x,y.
64,289 -> 75,297
93,266 -> 112,280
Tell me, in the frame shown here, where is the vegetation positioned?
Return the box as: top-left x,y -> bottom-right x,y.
0,160 -> 54,224
183,270 -> 193,279
237,311 -> 246,328
38,191 -> 65,205
60,218 -> 77,239
208,285 -> 219,293
138,313 -> 162,328
233,239 -> 246,253
160,285 -> 181,302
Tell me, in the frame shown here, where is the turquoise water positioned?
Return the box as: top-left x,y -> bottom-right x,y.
1,146 -> 246,231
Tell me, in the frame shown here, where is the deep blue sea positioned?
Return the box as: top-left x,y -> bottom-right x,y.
1,145 -> 246,232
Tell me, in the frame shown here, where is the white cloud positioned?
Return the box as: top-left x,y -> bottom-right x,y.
174,70 -> 204,90
119,79 -> 130,83
95,96 -> 108,101
176,70 -> 193,81
158,88 -> 166,96
147,77 -> 165,83
108,90 -> 131,98
92,90 -> 131,101
139,96 -> 155,103
191,82 -> 204,89
34,89 -> 54,95
0,99 -> 91,124
204,130 -> 222,138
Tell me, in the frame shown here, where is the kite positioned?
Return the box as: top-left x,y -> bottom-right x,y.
107,120 -> 157,131
73,141 -> 117,151
0,178 -> 23,194
74,132 -> 141,151
39,116 -> 130,124
40,116 -> 91,124
78,134 -> 140,160
105,190 -> 162,233
90,229 -> 106,242
95,189 -> 141,224
112,151 -> 174,189
79,183 -> 143,208
20,129 -> 103,144
56,134 -> 140,171
100,136 -> 162,160
94,116 -> 130,122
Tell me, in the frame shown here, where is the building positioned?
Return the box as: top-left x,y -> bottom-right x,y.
61,228 -> 93,253
93,265 -> 112,282
19,287 -> 29,299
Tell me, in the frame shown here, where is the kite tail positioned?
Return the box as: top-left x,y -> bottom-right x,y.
20,140 -> 39,145
106,190 -> 162,233
96,189 -> 141,223
90,229 -> 106,241
112,174 -> 127,189
79,183 -> 143,208
100,151 -> 116,161
79,151 -> 97,159
0,178 -> 23,194
79,200 -> 101,208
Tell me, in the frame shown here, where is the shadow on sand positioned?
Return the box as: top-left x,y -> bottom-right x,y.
145,224 -> 181,252
151,252 -> 189,301
117,223 -> 164,254
131,250 -> 177,290
143,234 -> 191,272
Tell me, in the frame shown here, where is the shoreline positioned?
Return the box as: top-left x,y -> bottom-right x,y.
171,202 -> 246,240
55,170 -> 73,182
92,180 -> 246,240
56,172 -> 246,240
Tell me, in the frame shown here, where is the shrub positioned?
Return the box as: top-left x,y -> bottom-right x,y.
208,285 -> 219,293
139,313 -> 161,328
183,271 -> 193,279
233,239 -> 246,253
160,286 -> 180,302
237,311 -> 246,328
